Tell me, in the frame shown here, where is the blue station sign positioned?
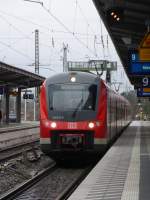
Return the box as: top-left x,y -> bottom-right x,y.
137,87 -> 150,97
131,62 -> 150,74
129,50 -> 150,75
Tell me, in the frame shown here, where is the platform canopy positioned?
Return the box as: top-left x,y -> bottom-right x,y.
92,0 -> 150,88
0,62 -> 45,88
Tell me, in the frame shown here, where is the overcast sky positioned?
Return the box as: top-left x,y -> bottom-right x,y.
0,0 -> 132,92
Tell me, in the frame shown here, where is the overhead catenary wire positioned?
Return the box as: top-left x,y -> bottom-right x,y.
0,1 -> 112,71
0,9 -> 98,60
73,0 -> 78,34
0,1 -> 132,91
76,0 -> 96,36
74,1 -> 109,59
0,14 -> 33,40
0,9 -> 108,37
0,40 -> 34,61
40,3 -> 100,58
75,0 -> 99,54
0,13 -> 62,59
27,64 -> 57,72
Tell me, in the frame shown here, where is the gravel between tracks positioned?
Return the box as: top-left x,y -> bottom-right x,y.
0,151 -> 53,196
14,167 -> 85,200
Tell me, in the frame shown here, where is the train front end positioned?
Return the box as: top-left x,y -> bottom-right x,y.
40,72 -> 107,161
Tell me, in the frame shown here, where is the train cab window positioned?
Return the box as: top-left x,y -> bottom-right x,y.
48,84 -> 97,111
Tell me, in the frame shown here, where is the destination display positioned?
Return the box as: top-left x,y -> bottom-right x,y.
67,60 -> 117,71
137,87 -> 150,97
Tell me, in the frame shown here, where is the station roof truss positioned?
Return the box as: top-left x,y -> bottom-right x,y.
0,62 -> 45,88
92,0 -> 150,88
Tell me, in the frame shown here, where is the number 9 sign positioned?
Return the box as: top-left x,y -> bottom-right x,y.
142,77 -> 149,87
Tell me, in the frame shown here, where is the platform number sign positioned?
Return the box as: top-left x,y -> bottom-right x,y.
129,50 -> 150,75
131,53 -> 136,61
142,77 -> 150,87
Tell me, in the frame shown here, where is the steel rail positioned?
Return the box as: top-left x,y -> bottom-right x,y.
0,125 -> 39,134
0,162 -> 57,200
55,165 -> 94,200
0,140 -> 39,162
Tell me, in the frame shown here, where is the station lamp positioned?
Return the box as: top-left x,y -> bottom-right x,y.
106,7 -> 124,24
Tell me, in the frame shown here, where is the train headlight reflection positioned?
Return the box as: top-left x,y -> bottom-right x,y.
51,122 -> 57,128
88,122 -> 95,129
43,120 -> 50,127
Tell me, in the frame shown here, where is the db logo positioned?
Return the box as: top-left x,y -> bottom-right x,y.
67,122 -> 77,129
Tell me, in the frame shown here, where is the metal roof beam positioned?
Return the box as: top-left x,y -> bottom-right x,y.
111,26 -> 144,37
124,10 -> 150,21
113,31 -> 140,40
125,1 -> 150,12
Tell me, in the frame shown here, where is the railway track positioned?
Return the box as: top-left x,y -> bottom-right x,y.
0,140 -> 39,162
0,125 -> 94,200
2,164 -> 94,200
0,163 -> 57,200
0,124 -> 40,162
56,165 -> 93,200
0,124 -> 39,134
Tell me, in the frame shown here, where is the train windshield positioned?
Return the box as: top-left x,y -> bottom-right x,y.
48,84 -> 97,111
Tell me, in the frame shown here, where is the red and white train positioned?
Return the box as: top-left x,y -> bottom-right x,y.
40,71 -> 131,162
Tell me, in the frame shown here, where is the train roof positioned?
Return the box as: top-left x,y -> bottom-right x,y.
45,71 -> 100,84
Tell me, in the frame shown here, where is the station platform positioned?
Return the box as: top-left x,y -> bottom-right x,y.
0,121 -> 39,133
0,121 -> 40,151
68,121 -> 150,200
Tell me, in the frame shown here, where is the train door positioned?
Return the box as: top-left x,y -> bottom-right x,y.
123,104 -> 125,126
120,103 -> 124,130
116,98 -> 118,135
111,93 -> 115,138
119,101 -> 121,132
125,104 -> 126,125
107,91 -> 111,141
109,95 -> 112,139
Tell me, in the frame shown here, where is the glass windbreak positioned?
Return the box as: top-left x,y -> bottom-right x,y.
48,84 -> 97,111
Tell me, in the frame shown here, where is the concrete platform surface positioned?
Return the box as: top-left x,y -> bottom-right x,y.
68,121 -> 150,200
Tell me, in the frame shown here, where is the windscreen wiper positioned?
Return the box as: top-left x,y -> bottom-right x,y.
72,98 -> 83,118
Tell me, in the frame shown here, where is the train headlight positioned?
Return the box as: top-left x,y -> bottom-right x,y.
70,76 -> 76,82
51,122 -> 57,128
88,122 -> 95,129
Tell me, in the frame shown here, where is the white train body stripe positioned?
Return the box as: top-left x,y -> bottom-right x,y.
94,138 -> 107,144
40,138 -> 107,145
40,138 -> 51,144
